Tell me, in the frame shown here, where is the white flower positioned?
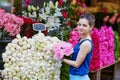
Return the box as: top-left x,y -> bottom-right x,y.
28,11 -> 37,18
49,1 -> 55,8
31,5 -> 37,11
2,32 -> 62,80
45,16 -> 61,31
28,5 -> 32,12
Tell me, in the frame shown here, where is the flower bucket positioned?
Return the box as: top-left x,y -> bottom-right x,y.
0,30 -> 12,40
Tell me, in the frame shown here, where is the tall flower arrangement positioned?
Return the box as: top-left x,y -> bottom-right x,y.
2,32 -> 62,80
22,0 -> 86,41
57,0 -> 86,28
90,26 -> 115,70
23,1 -> 62,32
39,1 -> 62,31
50,0 -> 86,41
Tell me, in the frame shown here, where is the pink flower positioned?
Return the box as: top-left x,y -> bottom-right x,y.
68,27 -> 80,47
90,26 -> 115,70
103,15 -> 110,22
109,14 -> 118,25
25,0 -> 30,7
116,14 -> 120,23
52,42 -> 73,60
82,3 -> 86,10
0,8 -> 24,37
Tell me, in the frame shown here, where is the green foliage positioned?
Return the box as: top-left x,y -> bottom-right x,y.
114,31 -> 120,60
13,0 -> 22,15
48,27 -> 71,41
60,56 -> 71,80
60,63 -> 70,80
55,0 -> 85,28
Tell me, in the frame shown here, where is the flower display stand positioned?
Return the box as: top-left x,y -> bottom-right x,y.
89,59 -> 120,80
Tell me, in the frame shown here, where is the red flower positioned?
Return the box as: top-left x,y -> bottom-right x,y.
58,0 -> 64,6
77,0 -> 81,5
62,11 -> 68,18
32,21 -> 40,24
66,21 -> 71,27
42,28 -> 48,36
22,17 -> 33,25
76,9 -> 82,16
24,29 -> 34,38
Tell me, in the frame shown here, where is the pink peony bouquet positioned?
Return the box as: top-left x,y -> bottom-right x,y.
52,42 -> 74,60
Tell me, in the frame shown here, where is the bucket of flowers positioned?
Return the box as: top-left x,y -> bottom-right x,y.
0,8 -> 24,40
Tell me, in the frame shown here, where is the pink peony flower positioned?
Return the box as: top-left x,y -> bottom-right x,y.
82,3 -> 86,10
52,42 -> 73,60
68,27 -> 81,47
25,0 -> 30,7
90,26 -> 115,70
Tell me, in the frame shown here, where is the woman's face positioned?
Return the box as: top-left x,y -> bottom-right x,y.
77,18 -> 92,35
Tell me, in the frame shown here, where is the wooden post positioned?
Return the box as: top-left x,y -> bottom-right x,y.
11,0 -> 14,13
114,61 -> 120,80
89,70 -> 101,80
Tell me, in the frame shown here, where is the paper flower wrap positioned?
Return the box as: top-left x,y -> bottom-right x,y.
52,42 -> 73,60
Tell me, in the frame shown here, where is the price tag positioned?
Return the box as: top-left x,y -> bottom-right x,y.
33,23 -> 46,31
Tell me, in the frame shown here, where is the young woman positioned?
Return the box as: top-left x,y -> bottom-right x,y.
62,12 -> 95,80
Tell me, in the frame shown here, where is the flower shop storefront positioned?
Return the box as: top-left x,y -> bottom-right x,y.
0,0 -> 120,80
